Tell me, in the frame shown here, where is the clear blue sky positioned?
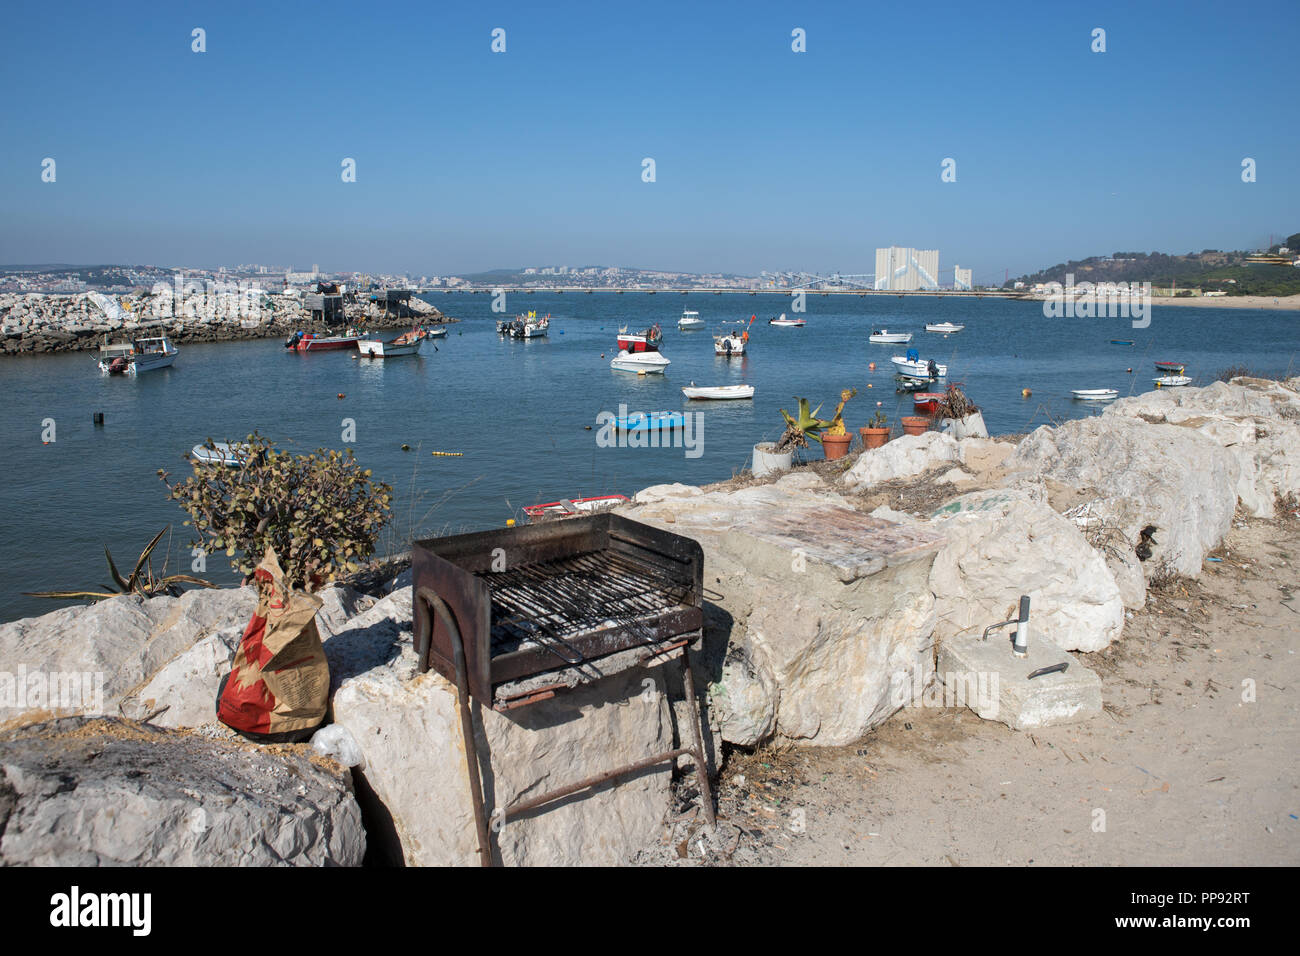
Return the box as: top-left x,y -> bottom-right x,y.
1,0 -> 1296,283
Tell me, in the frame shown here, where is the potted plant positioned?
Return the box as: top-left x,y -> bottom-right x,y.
820,388 -> 856,460
900,414 -> 930,436
859,409 -> 891,449
757,390 -> 852,475
935,385 -> 988,439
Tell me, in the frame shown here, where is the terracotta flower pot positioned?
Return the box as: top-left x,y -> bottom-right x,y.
900,416 -> 929,436
859,426 -> 890,449
821,432 -> 853,460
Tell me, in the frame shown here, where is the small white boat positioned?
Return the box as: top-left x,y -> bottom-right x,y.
190,442 -> 247,466
869,329 -> 912,344
358,335 -> 424,357
925,322 -> 965,333
1072,388 -> 1119,401
891,355 -> 948,378
423,325 -> 448,338
714,332 -> 746,356
1153,375 -> 1193,387
681,384 -> 755,400
611,350 -> 670,374
678,310 -> 705,329
768,313 -> 804,327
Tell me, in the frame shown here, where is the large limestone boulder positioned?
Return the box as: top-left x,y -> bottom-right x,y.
1008,415 -> 1238,578
928,490 -> 1125,653
842,432 -> 959,488
325,588 -> 675,867
0,718 -> 365,866
0,587 -> 257,725
1105,378 -> 1300,518
627,474 -> 945,747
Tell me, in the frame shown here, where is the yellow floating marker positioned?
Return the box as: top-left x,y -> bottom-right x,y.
1022,388 -> 1031,398
506,518 -> 516,526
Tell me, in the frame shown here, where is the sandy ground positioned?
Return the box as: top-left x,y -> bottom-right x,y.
641,511 -> 1300,866
1149,294 -> 1300,311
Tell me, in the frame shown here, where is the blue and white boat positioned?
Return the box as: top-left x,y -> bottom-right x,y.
615,411 -> 686,431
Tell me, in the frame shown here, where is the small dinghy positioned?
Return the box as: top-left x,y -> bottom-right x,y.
611,349 -> 670,373
1072,388 -> 1119,401
869,329 -> 912,344
190,442 -> 248,466
422,325 -> 448,338
615,411 -> 686,431
924,322 -> 964,333
523,494 -> 629,522
1109,339 -> 1135,345
768,313 -> 805,327
1153,375 -> 1192,387
358,332 -> 425,357
1154,360 -> 1186,372
681,384 -> 755,400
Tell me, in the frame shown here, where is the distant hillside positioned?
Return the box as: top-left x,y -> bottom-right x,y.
1009,233 -> 1300,296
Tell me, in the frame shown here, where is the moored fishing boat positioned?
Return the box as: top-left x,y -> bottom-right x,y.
678,310 -> 705,329
912,391 -> 945,413
869,329 -> 912,343
1154,360 -> 1185,372
190,441 -> 248,466
510,312 -> 550,338
890,350 -> 947,378
357,334 -> 425,357
286,330 -> 362,352
522,494 -> 630,522
617,322 -> 662,352
1072,388 -> 1119,401
611,349 -> 670,373
97,334 -> 179,374
1153,375 -> 1193,387
768,313 -> 804,327
681,384 -> 755,400
924,322 -> 964,333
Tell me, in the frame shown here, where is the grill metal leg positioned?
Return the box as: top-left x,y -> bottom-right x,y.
679,643 -> 717,827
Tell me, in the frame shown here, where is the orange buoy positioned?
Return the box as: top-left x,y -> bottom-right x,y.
1022,388 -> 1031,398
868,362 -> 876,371
337,393 -> 345,399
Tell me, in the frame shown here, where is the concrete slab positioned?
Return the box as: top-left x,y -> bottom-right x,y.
936,632 -> 1102,730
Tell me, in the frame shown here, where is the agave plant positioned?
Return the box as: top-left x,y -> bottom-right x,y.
775,388 -> 857,450
25,526 -> 217,602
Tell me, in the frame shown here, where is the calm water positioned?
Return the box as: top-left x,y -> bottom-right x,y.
2,292 -> 1297,622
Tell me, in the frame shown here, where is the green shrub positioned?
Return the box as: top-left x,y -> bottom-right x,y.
159,432 -> 392,589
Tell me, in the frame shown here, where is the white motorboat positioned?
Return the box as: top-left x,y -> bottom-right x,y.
891,355 -> 948,378
681,384 -> 755,400
1072,388 -> 1119,401
869,329 -> 912,344
423,325 -> 448,338
98,334 -> 179,374
611,349 -> 670,373
358,335 -> 424,357
768,313 -> 804,327
925,322 -> 965,333
714,332 -> 746,356
678,310 -> 705,329
1153,375 -> 1192,387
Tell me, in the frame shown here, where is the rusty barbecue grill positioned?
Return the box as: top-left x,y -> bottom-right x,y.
412,513 -> 716,866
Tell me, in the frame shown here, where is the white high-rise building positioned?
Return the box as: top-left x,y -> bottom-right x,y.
954,266 -> 973,291
874,247 -> 940,291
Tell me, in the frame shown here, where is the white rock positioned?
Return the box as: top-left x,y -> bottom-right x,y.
842,432 -> 960,489
929,489 -> 1125,652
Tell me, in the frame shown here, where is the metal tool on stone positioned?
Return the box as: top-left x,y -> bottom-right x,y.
982,595 -> 1031,658
1027,662 -> 1068,680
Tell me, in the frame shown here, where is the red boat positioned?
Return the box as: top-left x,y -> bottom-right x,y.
522,494 -> 629,522
286,330 -> 363,352
617,323 -> 662,353
1154,360 -> 1186,372
913,392 -> 945,414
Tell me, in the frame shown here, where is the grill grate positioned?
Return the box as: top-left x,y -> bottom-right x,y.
482,550 -> 692,658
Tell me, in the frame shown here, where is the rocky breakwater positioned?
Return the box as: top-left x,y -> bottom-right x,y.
0,289 -> 450,355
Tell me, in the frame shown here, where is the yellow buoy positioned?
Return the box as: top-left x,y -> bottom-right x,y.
506,518 -> 515,526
